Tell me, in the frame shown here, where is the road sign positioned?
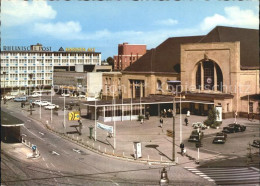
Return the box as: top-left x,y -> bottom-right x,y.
32,145 -> 37,151
69,111 -> 80,121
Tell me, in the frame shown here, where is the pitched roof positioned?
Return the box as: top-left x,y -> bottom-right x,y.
198,26 -> 259,69
124,26 -> 259,73
123,36 -> 204,73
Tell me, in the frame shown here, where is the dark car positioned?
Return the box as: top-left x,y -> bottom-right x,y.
216,132 -> 227,140
228,123 -> 246,132
222,127 -> 235,133
188,130 -> 203,142
213,136 -> 226,144
251,140 -> 260,148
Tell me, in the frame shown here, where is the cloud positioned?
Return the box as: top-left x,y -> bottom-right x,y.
155,18 -> 178,26
2,1 -> 56,27
200,6 -> 259,31
34,21 -> 82,39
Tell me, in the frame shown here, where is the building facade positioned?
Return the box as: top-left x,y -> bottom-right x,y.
1,43 -> 101,95
102,26 -> 259,119
114,42 -> 146,71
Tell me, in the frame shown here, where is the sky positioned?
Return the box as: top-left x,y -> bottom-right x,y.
1,0 -> 259,60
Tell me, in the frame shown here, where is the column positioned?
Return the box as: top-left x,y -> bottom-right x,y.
133,81 -> 135,98
214,63 -> 217,92
200,62 -> 204,91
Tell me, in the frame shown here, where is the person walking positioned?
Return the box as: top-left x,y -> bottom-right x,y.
180,143 -> 185,156
159,117 -> 163,128
184,117 -> 188,126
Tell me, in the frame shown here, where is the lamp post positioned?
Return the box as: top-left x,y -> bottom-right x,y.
172,96 -> 176,162
51,86 -> 53,123
94,97 -> 97,141
59,96 -> 66,128
28,73 -> 33,96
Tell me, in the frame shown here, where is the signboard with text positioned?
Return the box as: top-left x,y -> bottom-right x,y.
97,122 -> 113,133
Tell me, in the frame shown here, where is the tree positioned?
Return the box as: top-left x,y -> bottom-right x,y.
106,57 -> 114,69
204,108 -> 220,128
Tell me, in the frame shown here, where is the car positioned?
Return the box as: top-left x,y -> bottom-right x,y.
192,122 -> 208,130
228,123 -> 246,132
61,93 -> 70,97
188,130 -> 204,142
45,104 -> 59,110
38,101 -> 51,106
222,127 -> 234,133
213,136 -> 226,144
29,93 -> 42,98
14,97 -> 27,102
216,132 -> 227,140
78,95 -> 86,98
3,95 -> 15,100
69,101 -> 80,106
251,140 -> 260,148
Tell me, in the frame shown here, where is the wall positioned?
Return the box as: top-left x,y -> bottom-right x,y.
87,73 -> 103,97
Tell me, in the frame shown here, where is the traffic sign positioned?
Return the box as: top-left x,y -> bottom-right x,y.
32,145 -> 37,151
69,111 -> 80,121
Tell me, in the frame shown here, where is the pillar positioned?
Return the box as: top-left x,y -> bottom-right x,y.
214,63 -> 217,91
200,62 -> 204,91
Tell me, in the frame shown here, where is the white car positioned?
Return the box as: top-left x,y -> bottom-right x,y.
61,93 -> 70,97
38,101 -> 51,106
78,95 -> 86,98
3,95 -> 15,100
45,104 -> 59,110
30,93 -> 42,98
33,100 -> 41,105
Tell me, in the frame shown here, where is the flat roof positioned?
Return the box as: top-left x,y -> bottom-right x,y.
84,94 -> 214,107
1,111 -> 24,127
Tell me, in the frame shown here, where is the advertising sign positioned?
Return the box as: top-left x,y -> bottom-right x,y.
69,111 -> 80,121
215,106 -> 222,122
97,122 -> 113,133
133,142 -> 142,159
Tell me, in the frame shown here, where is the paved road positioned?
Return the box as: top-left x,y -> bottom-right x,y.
185,166 -> 260,185
1,105 -> 212,186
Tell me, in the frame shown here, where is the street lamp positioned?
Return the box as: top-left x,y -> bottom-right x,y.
50,86 -> 53,123
3,72 -> 6,97
59,96 -> 66,129
172,95 -> 176,162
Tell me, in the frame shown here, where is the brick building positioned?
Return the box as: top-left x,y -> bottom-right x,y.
114,42 -> 146,71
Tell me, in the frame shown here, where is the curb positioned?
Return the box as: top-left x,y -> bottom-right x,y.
28,115 -> 176,165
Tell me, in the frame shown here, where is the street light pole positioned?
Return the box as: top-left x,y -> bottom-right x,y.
40,95 -> 42,119
94,98 -> 97,141
113,92 -> 116,149
64,96 -> 66,128
180,95 -> 182,144
172,96 -> 176,162
3,72 -> 6,97
51,86 -> 53,123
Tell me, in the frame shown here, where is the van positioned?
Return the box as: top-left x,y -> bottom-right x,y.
14,97 -> 27,102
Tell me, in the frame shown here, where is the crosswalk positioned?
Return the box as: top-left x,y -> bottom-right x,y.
185,166 -> 260,185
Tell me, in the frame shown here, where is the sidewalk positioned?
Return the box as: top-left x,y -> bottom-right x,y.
26,105 -> 234,166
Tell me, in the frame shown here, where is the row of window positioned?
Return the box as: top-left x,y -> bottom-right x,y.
2,53 -> 100,57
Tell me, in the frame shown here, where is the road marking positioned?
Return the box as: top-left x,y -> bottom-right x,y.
23,126 -> 45,142
42,157 -> 45,161
45,163 -> 49,168
51,151 -> 60,156
51,163 -> 55,168
27,120 -> 31,122
250,167 -> 260,172
39,132 -> 44,136
72,149 -> 81,154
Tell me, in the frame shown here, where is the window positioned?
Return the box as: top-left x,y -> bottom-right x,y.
249,102 -> 253,113
157,80 -> 162,90
227,103 -> 229,112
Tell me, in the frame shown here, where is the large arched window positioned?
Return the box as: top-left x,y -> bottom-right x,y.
196,60 -> 223,91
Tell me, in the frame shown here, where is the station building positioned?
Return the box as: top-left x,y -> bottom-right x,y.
101,26 -> 259,120
1,43 -> 101,95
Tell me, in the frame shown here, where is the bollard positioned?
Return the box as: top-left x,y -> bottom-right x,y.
29,142 -> 31,147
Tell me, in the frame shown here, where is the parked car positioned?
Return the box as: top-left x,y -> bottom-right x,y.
29,93 -> 42,98
213,136 -> 226,144
38,101 -> 51,106
78,95 -> 86,98
14,97 -> 27,102
45,104 -> 59,110
228,123 -> 246,132
192,122 -> 207,130
3,95 -> 15,100
216,132 -> 227,140
61,93 -> 70,97
251,140 -> 260,148
222,127 -> 234,133
188,130 -> 203,142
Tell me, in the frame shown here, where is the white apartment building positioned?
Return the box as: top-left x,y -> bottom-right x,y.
1,44 -> 101,95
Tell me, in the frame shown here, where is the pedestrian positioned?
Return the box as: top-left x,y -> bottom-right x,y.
184,117 -> 188,126
187,110 -> 190,117
252,114 -> 255,121
180,143 -> 185,156
140,118 -> 144,124
159,117 -> 163,128
32,102 -> 35,108
164,109 -> 167,118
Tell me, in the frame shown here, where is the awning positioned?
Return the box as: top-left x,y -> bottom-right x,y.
167,80 -> 181,83
1,111 -> 24,127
